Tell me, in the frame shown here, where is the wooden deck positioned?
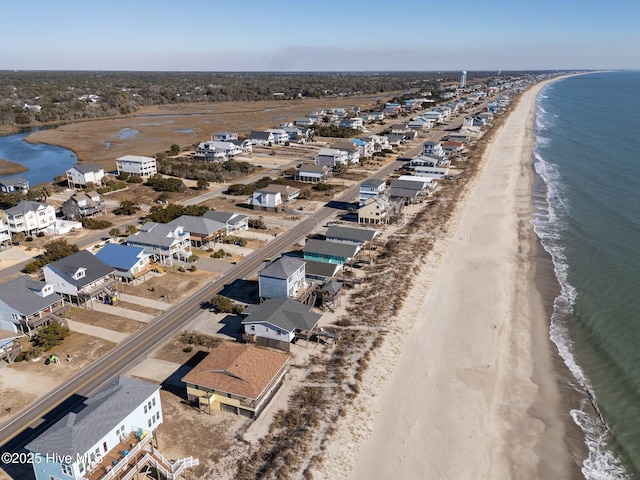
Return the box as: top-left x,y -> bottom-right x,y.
86,431 -> 151,480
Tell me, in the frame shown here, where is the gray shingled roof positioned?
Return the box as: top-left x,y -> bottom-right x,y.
325,226 -> 378,243
390,179 -> 428,190
303,239 -> 359,259
126,222 -> 184,248
69,163 -> 102,174
202,210 -> 247,225
46,250 -> 115,288
242,298 -> 321,333
361,178 -> 386,188
5,200 -> 48,216
389,187 -> 420,199
304,260 -> 340,279
26,376 -> 159,457
168,215 -> 226,236
259,256 -> 305,280
0,275 -> 63,317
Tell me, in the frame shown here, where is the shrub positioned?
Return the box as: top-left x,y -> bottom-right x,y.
211,249 -> 227,258
33,323 -> 70,350
25,236 -> 33,242
223,236 -> 246,247
189,265 -> 197,272
37,231 -> 45,237
209,295 -> 237,313
81,217 -> 113,229
248,217 -> 267,230
313,182 -> 333,191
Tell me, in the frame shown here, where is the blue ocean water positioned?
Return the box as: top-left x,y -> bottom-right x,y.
0,130 -> 77,186
533,71 -> 640,479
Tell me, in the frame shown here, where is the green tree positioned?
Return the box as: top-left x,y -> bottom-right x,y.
109,227 -> 121,239
113,200 -> 140,216
196,178 -> 209,190
125,224 -> 138,234
33,323 -> 70,350
170,144 -> 180,155
209,295 -> 237,313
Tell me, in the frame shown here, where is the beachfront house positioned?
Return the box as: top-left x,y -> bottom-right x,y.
5,200 -> 56,236
0,217 -> 10,245
26,376 -> 198,480
325,225 -> 379,247
358,197 -> 393,225
303,239 -> 359,265
258,256 -> 307,300
43,250 -> 118,306
125,222 -> 192,266
183,342 -> 290,418
116,155 -> 157,178
66,163 -> 105,188
0,275 -> 65,336
414,165 -> 450,179
241,298 -> 322,349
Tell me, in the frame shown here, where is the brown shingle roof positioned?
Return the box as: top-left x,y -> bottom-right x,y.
181,342 -> 290,400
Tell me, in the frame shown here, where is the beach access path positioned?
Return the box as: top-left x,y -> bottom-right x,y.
345,80 -> 574,479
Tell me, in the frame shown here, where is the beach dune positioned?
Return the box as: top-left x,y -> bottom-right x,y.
346,81 -> 574,479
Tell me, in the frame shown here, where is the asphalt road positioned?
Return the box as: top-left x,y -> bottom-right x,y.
0,158 -> 401,456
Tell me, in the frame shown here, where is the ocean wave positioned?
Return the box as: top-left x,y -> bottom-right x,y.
532,146 -> 628,479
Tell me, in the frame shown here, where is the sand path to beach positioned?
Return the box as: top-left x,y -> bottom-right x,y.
346,81 -> 573,479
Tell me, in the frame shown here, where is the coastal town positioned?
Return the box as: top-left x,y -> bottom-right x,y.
0,71 -> 558,480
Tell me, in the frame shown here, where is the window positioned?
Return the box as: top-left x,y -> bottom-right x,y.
79,463 -> 84,473
250,325 -> 255,331
152,397 -> 156,407
156,412 -> 160,421
148,419 -> 152,428
144,405 -> 147,414
61,464 -> 73,475
148,401 -> 152,410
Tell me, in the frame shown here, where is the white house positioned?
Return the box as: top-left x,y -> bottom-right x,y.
265,129 -> 290,145
316,148 -> 349,169
125,222 -> 192,266
66,163 -> 105,188
295,164 -> 332,183
0,217 -> 11,245
5,200 -> 56,235
359,178 -> 387,207
250,185 -> 300,212
250,131 -> 275,146
423,141 -> 445,157
0,177 -> 29,193
241,298 -> 322,344
339,117 -> 364,129
410,155 -> 450,168
116,155 -> 157,178
259,256 -> 307,300
26,376 -> 196,480
414,165 -> 450,179
95,243 -> 152,284
202,210 -> 248,235
43,250 -> 117,304
213,131 -> 238,141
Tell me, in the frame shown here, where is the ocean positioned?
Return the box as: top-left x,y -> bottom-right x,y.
532,71 -> 640,479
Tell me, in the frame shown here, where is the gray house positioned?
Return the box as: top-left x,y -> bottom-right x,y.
258,256 -> 307,300
0,275 -> 66,335
325,225 -> 379,246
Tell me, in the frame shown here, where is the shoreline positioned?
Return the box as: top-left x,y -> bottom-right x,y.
340,79 -> 576,479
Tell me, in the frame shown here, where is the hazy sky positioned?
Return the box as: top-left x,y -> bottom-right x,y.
2,0 -> 638,71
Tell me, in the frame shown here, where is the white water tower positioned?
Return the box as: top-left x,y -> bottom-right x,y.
460,70 -> 467,88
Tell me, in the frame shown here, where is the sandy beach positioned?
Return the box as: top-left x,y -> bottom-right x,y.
335,80 -> 576,479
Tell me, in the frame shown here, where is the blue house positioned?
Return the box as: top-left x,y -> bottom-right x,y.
95,243 -> 152,284
302,239 -> 359,265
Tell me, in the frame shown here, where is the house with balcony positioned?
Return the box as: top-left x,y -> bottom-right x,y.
94,243 -> 153,285
125,222 -> 191,266
265,128 -> 290,145
167,215 -> 226,248
202,210 -> 248,235
183,342 -> 290,418
358,197 -> 397,225
422,141 -> 445,157
61,191 -> 103,220
195,139 -> 243,160
0,177 -> 29,193
0,275 -> 66,336
249,131 -> 275,146
0,217 -> 10,245
359,178 -> 387,206
258,256 -> 307,300
414,165 -> 450,179
249,184 -> 300,212
295,163 -> 332,183
339,117 -> 364,130
410,155 -> 450,168
5,200 -> 56,236
241,298 -> 322,349
303,239 -> 359,266
325,225 -> 379,247
330,141 -> 361,164
213,131 -> 238,142
26,375 -> 198,480
316,148 -> 349,169
43,250 -> 117,306
0,322 -> 22,363
66,163 -> 105,189
116,155 -> 157,178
